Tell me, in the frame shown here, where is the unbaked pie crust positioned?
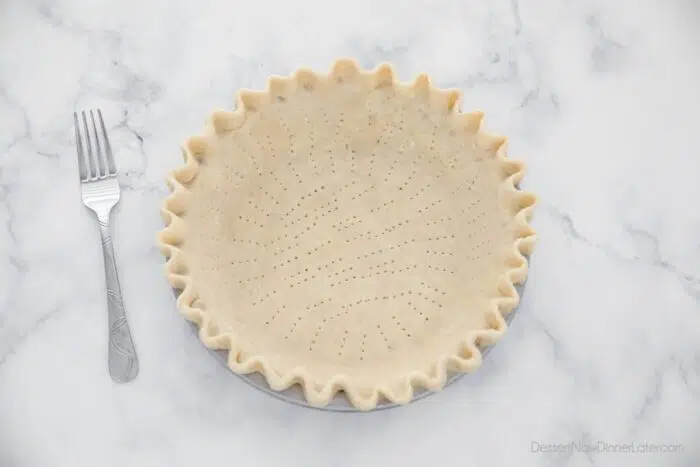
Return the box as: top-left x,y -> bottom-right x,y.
157,59 -> 537,411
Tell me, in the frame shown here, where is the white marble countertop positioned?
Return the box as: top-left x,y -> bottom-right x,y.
1,0 -> 699,465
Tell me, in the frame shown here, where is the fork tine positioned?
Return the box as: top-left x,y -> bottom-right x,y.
81,111 -> 97,179
97,110 -> 117,176
90,110 -> 106,177
74,112 -> 88,181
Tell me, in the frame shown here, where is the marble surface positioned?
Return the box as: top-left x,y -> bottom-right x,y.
1,0 -> 699,465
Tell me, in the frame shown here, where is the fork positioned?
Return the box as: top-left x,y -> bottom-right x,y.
74,109 -> 139,383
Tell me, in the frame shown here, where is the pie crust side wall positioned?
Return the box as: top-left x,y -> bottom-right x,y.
156,59 -> 538,411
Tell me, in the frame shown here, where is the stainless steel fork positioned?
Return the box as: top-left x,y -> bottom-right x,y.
74,109 -> 139,383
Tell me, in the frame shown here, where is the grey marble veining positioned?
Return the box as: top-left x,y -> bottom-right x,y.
1,0 -> 699,465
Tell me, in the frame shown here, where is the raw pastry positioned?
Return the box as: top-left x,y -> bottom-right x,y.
157,59 -> 537,410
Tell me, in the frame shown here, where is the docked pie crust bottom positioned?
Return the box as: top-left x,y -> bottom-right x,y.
157,59 -> 537,410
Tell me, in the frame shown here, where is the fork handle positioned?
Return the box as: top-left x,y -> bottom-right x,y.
99,216 -> 139,383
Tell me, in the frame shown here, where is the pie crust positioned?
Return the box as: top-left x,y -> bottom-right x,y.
157,59 -> 537,411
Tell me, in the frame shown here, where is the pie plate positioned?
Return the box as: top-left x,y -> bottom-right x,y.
158,59 -> 537,412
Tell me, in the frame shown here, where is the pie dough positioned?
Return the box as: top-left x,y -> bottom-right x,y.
157,59 -> 537,411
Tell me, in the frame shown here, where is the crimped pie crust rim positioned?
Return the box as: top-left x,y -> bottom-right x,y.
157,59 -> 538,411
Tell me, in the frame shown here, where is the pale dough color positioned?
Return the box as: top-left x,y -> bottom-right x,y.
158,60 -> 537,410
